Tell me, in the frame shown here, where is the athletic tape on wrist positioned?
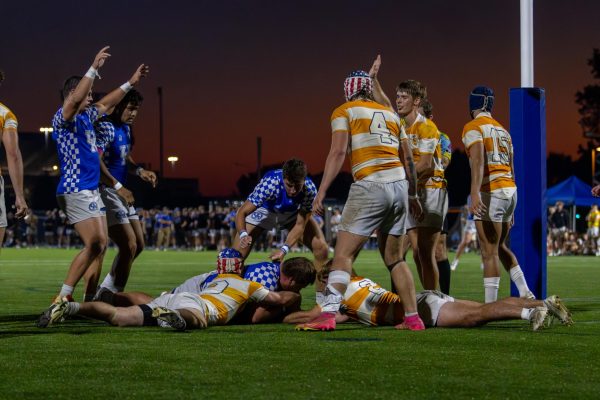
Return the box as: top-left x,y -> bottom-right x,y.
120,82 -> 133,93
280,245 -> 290,254
239,231 -> 248,239
113,182 -> 123,191
85,67 -> 99,79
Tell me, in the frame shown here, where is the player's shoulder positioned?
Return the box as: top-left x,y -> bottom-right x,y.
0,101 -> 13,116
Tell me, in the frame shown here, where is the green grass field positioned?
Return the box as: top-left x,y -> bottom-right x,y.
1,248 -> 599,399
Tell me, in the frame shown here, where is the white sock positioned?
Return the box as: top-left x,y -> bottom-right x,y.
521,308 -> 533,321
483,277 -> 500,303
100,273 -> 118,293
509,265 -> 531,297
321,270 -> 350,313
59,284 -> 74,298
66,302 -> 81,316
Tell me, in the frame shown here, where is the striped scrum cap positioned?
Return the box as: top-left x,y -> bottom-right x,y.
344,70 -> 373,101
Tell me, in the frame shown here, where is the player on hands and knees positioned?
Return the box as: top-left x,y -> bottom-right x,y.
0,69 -> 28,250
233,158 -> 328,270
461,86 -> 534,303
94,89 -> 157,296
37,47 -> 149,327
297,62 -> 424,332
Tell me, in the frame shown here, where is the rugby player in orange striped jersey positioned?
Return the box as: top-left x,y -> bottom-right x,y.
296,64 -> 425,332
369,55 -> 447,294
285,260 -> 572,330
462,86 -> 534,303
0,69 -> 28,250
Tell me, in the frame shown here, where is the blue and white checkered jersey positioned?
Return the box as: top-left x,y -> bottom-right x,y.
243,261 -> 281,291
96,120 -> 131,184
247,169 -> 316,213
52,106 -> 102,194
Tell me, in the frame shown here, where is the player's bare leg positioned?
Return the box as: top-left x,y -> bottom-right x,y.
105,222 -> 137,291
0,228 -> 5,252
81,216 -> 108,301
417,227 -> 441,290
436,233 -> 451,295
378,232 -> 425,330
436,299 -> 548,330
476,220 -> 502,303
407,229 -> 423,284
498,221 -> 534,299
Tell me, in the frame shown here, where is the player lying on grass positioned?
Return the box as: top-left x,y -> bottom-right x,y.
286,261 -> 573,331
94,248 -> 316,323
40,272 -> 300,331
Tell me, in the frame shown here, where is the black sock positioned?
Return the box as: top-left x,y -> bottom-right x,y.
438,259 -> 451,295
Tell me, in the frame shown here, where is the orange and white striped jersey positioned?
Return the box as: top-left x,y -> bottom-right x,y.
330,100 -> 407,183
342,276 -> 403,326
198,274 -> 269,325
461,112 -> 516,197
405,113 -> 445,189
0,102 -> 18,136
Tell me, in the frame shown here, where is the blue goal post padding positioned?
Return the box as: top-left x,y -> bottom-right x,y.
509,88 -> 547,299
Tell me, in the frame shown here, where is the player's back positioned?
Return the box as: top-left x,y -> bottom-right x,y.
462,112 -> 515,194
198,274 -> 269,325
343,276 -> 403,326
331,100 -> 406,183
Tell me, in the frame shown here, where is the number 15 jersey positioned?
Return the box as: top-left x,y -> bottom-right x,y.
330,100 -> 407,183
461,112 -> 516,198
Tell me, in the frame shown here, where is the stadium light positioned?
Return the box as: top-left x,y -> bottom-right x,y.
40,127 -> 53,146
52,165 -> 58,171
167,156 -> 179,169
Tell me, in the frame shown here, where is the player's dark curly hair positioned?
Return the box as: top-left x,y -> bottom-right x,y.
281,257 -> 316,287
396,79 -> 427,103
61,75 -> 82,101
349,87 -> 374,102
282,158 -> 307,183
109,89 -> 144,124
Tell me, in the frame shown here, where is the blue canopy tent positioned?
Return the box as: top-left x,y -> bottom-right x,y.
546,176 -> 598,230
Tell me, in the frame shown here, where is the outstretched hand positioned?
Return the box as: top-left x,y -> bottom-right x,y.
369,54 -> 382,78
140,169 -> 157,188
129,64 -> 150,86
92,46 -> 111,70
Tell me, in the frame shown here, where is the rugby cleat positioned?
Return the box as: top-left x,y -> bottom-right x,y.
395,314 -> 426,331
92,287 -> 115,304
152,307 -> 187,331
37,297 -> 71,328
529,306 -> 549,331
295,312 -> 336,331
543,295 -> 573,326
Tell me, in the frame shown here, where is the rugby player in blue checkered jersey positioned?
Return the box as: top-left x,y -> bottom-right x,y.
94,89 -> 157,297
38,47 -> 149,327
233,158 -> 328,270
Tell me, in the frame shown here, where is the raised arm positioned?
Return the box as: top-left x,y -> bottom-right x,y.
312,132 -> 348,216
62,46 -> 111,121
269,210 -> 310,261
1,126 -> 27,218
95,64 -> 150,116
369,55 -> 393,108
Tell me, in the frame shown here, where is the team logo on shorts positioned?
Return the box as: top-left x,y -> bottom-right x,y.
116,211 -> 127,221
89,202 -> 98,211
249,210 -> 267,222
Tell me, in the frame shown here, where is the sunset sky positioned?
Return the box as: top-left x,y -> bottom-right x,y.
2,0 -> 599,195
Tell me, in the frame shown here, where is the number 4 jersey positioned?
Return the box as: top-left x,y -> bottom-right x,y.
461,112 -> 516,198
330,100 -> 407,183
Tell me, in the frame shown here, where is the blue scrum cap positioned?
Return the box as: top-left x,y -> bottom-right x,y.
469,86 -> 494,112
